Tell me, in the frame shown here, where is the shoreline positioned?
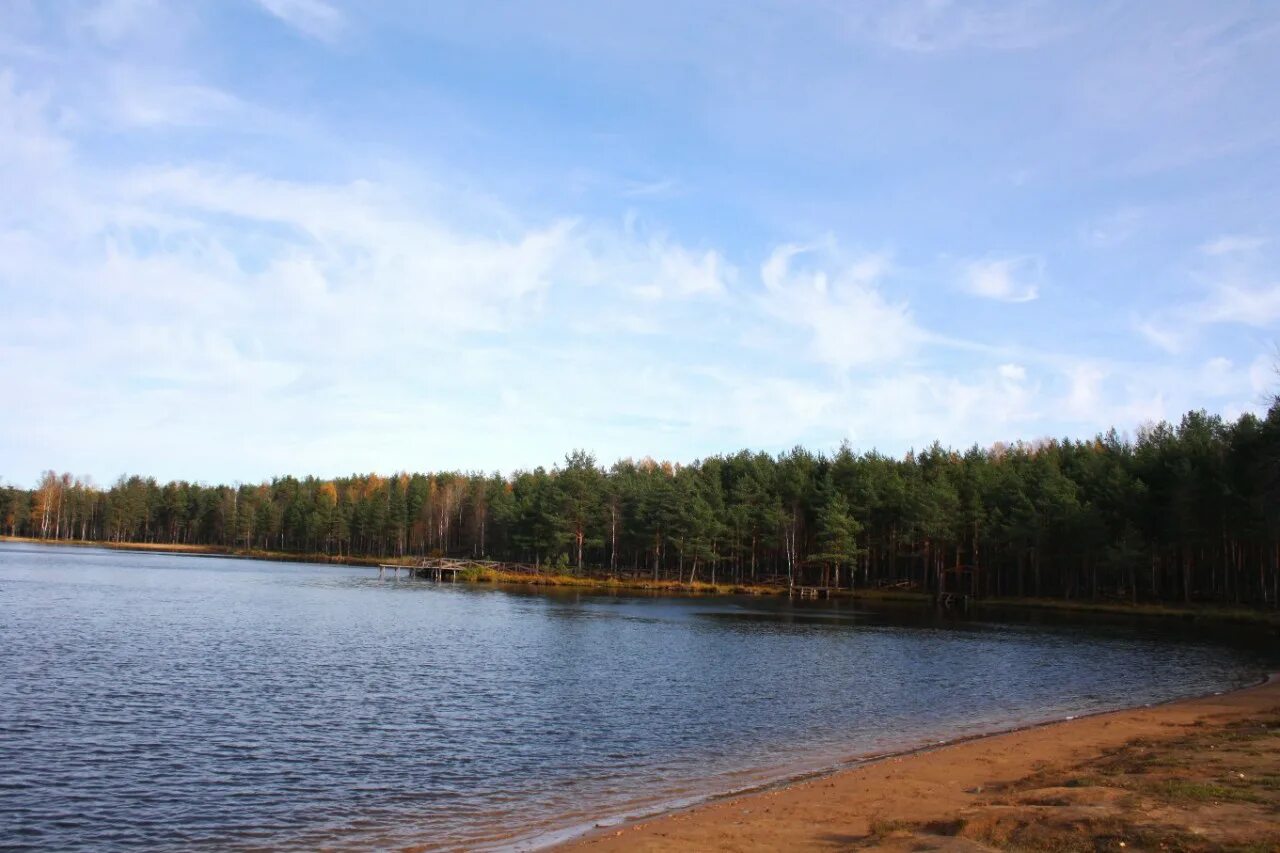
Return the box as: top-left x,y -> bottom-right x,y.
5,536 -> 1278,629
557,673 -> 1280,851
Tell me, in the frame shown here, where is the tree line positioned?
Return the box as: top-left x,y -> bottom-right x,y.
3,404 -> 1279,607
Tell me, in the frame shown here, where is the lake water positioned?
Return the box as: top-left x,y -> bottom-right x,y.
1,543 -> 1275,851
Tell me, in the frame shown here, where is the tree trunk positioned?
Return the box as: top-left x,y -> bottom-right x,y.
610,505 -> 617,573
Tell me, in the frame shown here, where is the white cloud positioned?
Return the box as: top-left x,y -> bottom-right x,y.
759,243 -> 918,371
0,70 -> 69,168
3,34 -> 1277,486
1136,234 -> 1280,350
0,70 -> 740,477
629,250 -> 727,300
571,232 -> 732,302
960,255 -> 1042,302
621,178 -> 680,198
107,71 -> 250,128
1200,356 -> 1235,395
1081,207 -> 1144,248
81,0 -> 163,43
847,1 -> 1076,53
104,165 -> 579,335
1135,319 -> 1184,354
655,245 -> 729,298
0,67 -> 772,484
836,369 -> 1039,452
1248,355 -> 1276,397
1201,281 -> 1280,326
253,0 -> 345,42
1065,362 -> 1108,419
998,363 -> 1026,381
1201,234 -> 1266,256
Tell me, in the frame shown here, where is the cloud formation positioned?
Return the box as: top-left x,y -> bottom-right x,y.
959,256 -> 1043,303
1,2 -> 1278,484
847,0 -> 1078,53
760,244 -> 919,370
253,0 -> 345,42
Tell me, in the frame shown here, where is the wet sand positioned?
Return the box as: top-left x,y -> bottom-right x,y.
562,674 -> 1280,851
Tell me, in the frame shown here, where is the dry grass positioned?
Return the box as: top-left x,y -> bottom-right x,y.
456,564 -> 784,596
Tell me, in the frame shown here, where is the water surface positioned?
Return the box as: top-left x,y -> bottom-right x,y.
1,543 -> 1274,850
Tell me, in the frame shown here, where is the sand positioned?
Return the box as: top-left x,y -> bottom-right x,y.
561,674 -> 1280,851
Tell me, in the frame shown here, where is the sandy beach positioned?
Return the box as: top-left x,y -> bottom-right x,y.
563,674 -> 1280,851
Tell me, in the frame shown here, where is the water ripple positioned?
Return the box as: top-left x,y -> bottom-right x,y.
1,542 -> 1274,851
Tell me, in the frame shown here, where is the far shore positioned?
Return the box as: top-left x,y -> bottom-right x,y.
5,535 -> 1279,629
560,674 -> 1280,852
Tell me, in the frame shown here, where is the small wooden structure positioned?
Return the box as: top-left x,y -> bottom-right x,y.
935,562 -> 979,610
875,578 -> 915,591
377,557 -> 501,582
791,555 -> 843,599
935,590 -> 970,610
377,562 -> 411,579
792,585 -> 834,599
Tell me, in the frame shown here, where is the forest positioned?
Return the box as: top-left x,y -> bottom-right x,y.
3,404 -> 1279,607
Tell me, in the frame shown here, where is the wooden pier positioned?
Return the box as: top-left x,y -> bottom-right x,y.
373,555 -> 532,581
376,557 -> 501,582
935,591 -> 971,610
935,561 -> 978,611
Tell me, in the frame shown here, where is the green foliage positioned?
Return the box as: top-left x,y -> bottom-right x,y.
8,402 -> 1280,606
458,565 -> 497,583
815,490 -> 862,566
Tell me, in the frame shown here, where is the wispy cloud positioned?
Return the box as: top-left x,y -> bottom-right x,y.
959,255 -> 1042,303
1081,207 -> 1144,248
621,178 -> 680,198
1201,281 -> 1280,326
998,363 -> 1026,381
107,70 -> 250,128
253,0 -> 345,42
760,244 -> 917,371
846,0 -> 1079,53
1065,362 -> 1108,418
4,3 -> 1280,482
1134,319 -> 1184,354
1133,230 -> 1280,358
81,0 -> 163,44
0,68 -> 766,479
625,242 -> 731,301
1200,234 -> 1266,256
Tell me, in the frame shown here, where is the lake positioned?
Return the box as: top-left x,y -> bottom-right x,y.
1,542 -> 1275,850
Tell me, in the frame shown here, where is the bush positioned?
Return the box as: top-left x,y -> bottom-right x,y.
458,565 -> 496,583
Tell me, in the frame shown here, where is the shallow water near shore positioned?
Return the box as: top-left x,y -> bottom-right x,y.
2,542 -> 1276,851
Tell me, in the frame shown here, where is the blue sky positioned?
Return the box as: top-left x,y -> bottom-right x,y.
2,0 -> 1279,485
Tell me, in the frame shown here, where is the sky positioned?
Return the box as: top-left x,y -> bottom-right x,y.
2,0 -> 1279,485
